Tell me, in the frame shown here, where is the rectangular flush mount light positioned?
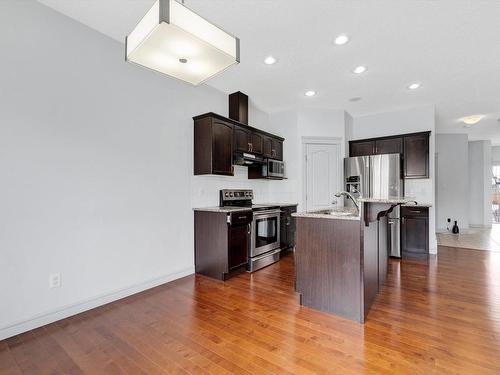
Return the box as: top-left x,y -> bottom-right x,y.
126,0 -> 240,85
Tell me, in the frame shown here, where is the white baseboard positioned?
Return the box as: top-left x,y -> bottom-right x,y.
469,224 -> 492,229
0,266 -> 194,341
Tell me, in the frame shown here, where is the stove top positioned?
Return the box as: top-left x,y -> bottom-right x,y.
219,189 -> 280,211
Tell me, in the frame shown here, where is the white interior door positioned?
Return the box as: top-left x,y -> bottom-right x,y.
305,143 -> 341,211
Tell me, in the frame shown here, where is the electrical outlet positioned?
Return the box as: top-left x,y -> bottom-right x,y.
49,273 -> 61,289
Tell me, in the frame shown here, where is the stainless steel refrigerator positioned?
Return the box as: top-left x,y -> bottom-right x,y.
344,154 -> 403,257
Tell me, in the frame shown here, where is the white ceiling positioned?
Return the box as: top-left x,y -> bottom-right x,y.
38,0 -> 500,143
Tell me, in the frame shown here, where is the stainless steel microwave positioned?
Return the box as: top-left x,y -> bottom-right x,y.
265,159 -> 285,179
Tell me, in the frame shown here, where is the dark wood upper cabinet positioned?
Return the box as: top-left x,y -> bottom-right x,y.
404,133 -> 429,179
234,126 -> 251,153
349,131 -> 430,179
375,137 -> 403,155
272,138 -> 283,161
262,136 -> 282,160
234,126 -> 264,155
194,115 -> 234,176
194,112 -> 284,175
263,135 -> 273,158
251,132 -> 263,155
350,140 -> 375,157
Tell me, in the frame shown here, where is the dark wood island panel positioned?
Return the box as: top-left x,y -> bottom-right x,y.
295,217 -> 362,321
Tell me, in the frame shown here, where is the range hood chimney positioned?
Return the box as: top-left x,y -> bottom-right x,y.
228,91 -> 248,125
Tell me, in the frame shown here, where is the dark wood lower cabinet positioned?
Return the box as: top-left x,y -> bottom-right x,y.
195,210 -> 252,280
401,207 -> 429,259
280,205 -> 297,251
228,222 -> 250,270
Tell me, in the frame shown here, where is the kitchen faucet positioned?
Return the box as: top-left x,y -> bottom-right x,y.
334,191 -> 359,213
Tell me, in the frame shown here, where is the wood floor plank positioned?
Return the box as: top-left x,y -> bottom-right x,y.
2,247 -> 500,374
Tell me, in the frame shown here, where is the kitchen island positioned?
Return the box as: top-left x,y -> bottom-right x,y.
293,198 -> 417,323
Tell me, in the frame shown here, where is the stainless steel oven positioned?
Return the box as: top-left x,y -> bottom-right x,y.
251,209 -> 281,257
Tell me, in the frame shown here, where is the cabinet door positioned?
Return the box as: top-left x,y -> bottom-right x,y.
228,224 -> 249,270
251,132 -> 263,155
375,137 -> 403,155
350,141 -> 375,157
212,120 -> 234,175
402,217 -> 428,256
280,212 -> 287,249
263,135 -> 273,158
286,210 -> 296,249
404,134 -> 429,178
233,126 -> 250,152
272,138 -> 283,161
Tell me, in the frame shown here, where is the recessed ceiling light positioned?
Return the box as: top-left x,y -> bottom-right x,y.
349,97 -> 362,102
353,66 -> 367,74
462,115 -> 484,125
407,82 -> 421,90
334,34 -> 349,45
264,56 -> 277,65
305,90 -> 316,97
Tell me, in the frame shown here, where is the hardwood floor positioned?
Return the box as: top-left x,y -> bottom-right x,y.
2,247 -> 500,374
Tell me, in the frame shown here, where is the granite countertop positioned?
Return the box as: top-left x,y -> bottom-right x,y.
193,206 -> 252,213
194,202 -> 298,213
292,207 -> 360,221
358,197 -> 418,205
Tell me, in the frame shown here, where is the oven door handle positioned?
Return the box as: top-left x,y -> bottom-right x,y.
253,210 -> 281,216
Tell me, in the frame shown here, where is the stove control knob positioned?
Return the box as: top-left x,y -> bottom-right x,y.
224,192 -> 230,197
229,192 -> 234,197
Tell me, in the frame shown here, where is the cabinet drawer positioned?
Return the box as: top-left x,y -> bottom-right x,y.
402,206 -> 428,218
229,211 -> 253,225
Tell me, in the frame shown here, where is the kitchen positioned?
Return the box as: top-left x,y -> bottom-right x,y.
193,91 -> 432,322
3,1 -> 499,373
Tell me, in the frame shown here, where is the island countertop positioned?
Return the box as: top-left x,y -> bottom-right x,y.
358,197 -> 418,205
292,207 -> 360,220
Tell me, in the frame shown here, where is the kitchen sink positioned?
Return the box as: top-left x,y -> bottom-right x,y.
313,209 -> 358,217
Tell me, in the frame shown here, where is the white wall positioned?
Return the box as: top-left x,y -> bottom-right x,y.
351,105 -> 437,253
435,134 -> 469,231
468,141 -> 492,228
0,0 -> 273,339
267,108 -> 347,209
492,146 -> 500,165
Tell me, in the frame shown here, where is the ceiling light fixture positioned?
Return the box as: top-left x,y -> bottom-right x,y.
264,56 -> 277,65
462,115 -> 484,125
353,66 -> 367,74
334,34 -> 349,45
407,82 -> 421,90
305,90 -> 316,97
349,97 -> 362,102
125,0 -> 240,85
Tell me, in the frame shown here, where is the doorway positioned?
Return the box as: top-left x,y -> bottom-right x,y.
492,165 -> 500,224
302,138 -> 342,212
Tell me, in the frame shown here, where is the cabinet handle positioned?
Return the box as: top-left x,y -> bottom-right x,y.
238,216 -> 247,219
248,142 -> 251,151
247,223 -> 251,234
